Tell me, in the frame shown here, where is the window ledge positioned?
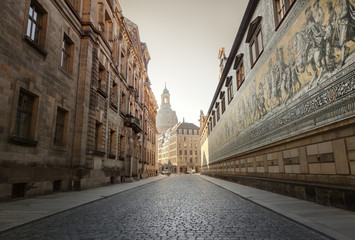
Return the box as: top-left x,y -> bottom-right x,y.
97,88 -> 108,98
51,144 -> 68,152
23,37 -> 47,57
59,67 -> 73,79
9,136 -> 38,146
93,150 -> 105,157
110,102 -> 118,112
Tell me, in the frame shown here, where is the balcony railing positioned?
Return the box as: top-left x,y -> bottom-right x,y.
124,114 -> 142,133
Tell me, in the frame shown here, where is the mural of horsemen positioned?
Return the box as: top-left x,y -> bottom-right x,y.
208,0 -> 355,156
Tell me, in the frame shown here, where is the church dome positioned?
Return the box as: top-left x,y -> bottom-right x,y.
156,85 -> 178,133
156,107 -> 178,131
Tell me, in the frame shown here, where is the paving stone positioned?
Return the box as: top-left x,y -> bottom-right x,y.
0,175 -> 331,240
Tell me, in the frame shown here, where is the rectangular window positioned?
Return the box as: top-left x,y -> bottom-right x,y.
120,52 -> 126,78
221,96 -> 226,114
110,81 -> 118,110
188,129 -> 192,135
26,1 -> 46,46
183,129 -> 187,134
119,135 -> 125,158
246,17 -> 263,67
54,107 -> 68,146
98,64 -> 107,93
236,62 -> 245,89
273,0 -> 295,27
120,92 -> 126,114
178,129 -> 182,134
15,90 -> 36,139
94,121 -> 103,152
61,34 -> 74,73
108,129 -> 116,158
213,113 -> 216,127
216,103 -> 220,121
193,130 -> 197,135
190,150 -> 192,155
227,82 -> 233,103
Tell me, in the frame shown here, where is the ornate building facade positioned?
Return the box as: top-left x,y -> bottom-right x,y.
201,0 -> 355,211
0,0 -> 158,201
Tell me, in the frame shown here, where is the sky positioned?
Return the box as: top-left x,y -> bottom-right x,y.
119,0 -> 249,125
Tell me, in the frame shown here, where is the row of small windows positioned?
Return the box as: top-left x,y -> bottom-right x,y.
179,157 -> 199,164
179,150 -> 199,156
178,129 -> 199,135
208,0 -> 296,135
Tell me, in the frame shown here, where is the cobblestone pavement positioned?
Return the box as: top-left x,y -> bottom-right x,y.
0,175 -> 331,240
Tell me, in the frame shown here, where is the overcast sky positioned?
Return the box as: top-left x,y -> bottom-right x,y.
119,0 -> 249,126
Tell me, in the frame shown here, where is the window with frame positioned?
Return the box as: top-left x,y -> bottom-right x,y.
14,90 -> 38,139
26,0 -> 47,48
234,54 -> 245,89
54,107 -> 68,146
212,112 -> 216,127
188,129 -> 192,135
246,17 -> 263,67
273,0 -> 295,27
104,11 -> 113,42
98,63 -> 107,96
108,129 -> 116,158
225,76 -> 233,103
94,121 -> 103,152
110,81 -> 118,110
216,103 -> 220,121
221,95 -> 226,114
120,92 -> 126,114
119,135 -> 125,158
61,34 -> 74,73
120,51 -> 126,78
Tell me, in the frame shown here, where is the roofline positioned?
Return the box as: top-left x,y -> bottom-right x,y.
206,0 -> 259,116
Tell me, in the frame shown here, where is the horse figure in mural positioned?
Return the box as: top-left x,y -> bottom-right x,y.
293,7 -> 326,89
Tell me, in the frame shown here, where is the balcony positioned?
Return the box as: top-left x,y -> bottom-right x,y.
124,114 -> 142,133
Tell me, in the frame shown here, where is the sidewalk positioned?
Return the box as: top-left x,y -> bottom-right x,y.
199,175 -> 355,240
0,175 -> 166,233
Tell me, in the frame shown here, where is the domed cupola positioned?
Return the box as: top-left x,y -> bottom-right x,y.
156,84 -> 178,133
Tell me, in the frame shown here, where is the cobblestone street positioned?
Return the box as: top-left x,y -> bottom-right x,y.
0,175 -> 331,240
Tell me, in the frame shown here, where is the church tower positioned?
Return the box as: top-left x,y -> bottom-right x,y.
156,84 -> 178,133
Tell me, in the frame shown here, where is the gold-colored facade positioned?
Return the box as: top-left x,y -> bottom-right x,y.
0,0 -> 158,201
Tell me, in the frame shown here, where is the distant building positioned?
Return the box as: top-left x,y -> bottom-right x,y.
200,0 -> 355,211
158,121 -> 201,173
156,86 -> 178,133
0,0 -> 158,201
